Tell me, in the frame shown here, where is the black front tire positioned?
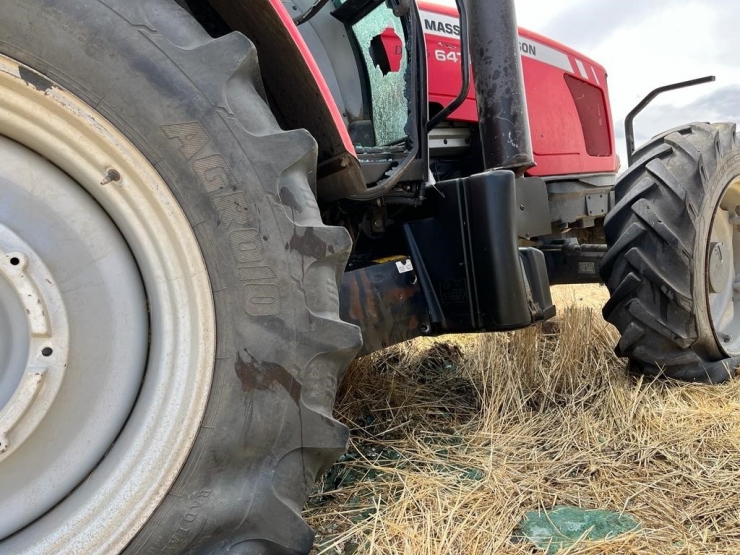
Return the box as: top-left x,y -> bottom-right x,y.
601,122 -> 740,383
0,1 -> 360,553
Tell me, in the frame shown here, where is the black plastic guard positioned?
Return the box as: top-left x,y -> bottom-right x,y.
519,247 -> 557,322
405,170 -> 554,333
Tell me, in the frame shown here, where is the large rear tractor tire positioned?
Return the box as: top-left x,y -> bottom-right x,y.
0,1 -> 360,553
601,122 -> 740,383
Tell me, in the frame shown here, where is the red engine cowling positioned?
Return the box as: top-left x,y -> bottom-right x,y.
380,2 -> 618,177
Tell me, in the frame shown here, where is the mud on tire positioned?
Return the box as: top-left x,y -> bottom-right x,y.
0,1 -> 360,553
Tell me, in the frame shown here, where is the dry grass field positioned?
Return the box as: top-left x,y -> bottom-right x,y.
306,285 -> 740,554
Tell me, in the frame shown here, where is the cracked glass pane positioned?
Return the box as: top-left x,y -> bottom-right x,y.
350,3 -> 409,146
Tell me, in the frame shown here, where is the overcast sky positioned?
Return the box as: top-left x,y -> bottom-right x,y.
433,0 -> 740,170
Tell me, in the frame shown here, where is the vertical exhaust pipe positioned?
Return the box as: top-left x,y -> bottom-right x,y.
463,0 -> 534,173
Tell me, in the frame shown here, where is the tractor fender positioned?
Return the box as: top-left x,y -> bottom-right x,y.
208,0 -> 367,201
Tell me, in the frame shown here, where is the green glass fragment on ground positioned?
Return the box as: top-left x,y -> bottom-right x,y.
517,506 -> 640,554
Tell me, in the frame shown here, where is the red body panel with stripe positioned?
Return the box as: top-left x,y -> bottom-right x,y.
394,2 -> 619,177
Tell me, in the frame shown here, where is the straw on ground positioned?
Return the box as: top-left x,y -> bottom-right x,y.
307,286 -> 740,554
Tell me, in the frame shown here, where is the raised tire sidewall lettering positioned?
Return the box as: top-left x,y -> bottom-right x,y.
0,1 -> 360,553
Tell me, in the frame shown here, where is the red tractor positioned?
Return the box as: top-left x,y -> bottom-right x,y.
0,0 -> 735,553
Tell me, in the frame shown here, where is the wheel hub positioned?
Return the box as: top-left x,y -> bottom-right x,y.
0,254 -> 30,420
708,241 -> 731,294
0,135 -> 148,539
708,181 -> 740,354
0,233 -> 69,460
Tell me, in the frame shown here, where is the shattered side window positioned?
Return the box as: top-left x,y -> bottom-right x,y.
349,3 -> 409,146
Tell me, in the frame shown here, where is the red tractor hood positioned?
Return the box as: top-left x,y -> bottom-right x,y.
383,2 -> 618,177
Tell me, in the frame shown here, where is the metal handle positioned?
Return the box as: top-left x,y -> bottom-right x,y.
625,75 -> 715,166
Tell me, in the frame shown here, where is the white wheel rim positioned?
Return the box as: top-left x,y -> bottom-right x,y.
708,176 -> 740,356
0,55 -> 215,554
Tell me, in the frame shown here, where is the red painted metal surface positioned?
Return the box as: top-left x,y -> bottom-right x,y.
263,0 -> 616,178
267,0 -> 356,157
384,1 -> 619,177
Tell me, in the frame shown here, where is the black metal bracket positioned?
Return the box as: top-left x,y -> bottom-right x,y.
625,75 -> 715,166
293,0 -> 331,25
331,0 -> 386,25
539,240 -> 606,285
339,258 -> 430,356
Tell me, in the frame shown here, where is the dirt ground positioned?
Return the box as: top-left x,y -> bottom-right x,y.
306,284 -> 740,554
